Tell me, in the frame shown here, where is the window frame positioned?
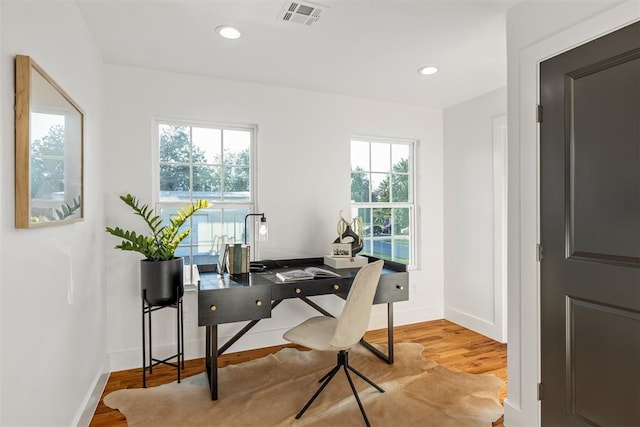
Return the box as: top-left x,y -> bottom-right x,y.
350,135 -> 417,267
152,118 -> 258,272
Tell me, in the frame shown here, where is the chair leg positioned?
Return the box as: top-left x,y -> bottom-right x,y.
295,365 -> 341,419
348,365 -> 385,393
295,350 -> 384,425
343,365 -> 371,427
318,365 -> 339,383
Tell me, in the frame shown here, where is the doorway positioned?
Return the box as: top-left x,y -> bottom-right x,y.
539,20 -> 639,426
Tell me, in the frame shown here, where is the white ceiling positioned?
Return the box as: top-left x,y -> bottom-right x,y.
76,0 -> 520,109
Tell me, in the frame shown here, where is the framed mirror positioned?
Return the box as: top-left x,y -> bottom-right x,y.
15,55 -> 84,228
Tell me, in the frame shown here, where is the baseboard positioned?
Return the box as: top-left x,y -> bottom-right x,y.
503,398 -> 523,427
370,303 -> 443,329
109,304 -> 444,371
109,337 -> 207,372
74,355 -> 110,427
444,306 -> 500,342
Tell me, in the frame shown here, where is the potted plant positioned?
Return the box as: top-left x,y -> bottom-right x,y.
106,194 -> 208,306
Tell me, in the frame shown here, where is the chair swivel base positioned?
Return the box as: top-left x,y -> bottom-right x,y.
295,350 -> 384,427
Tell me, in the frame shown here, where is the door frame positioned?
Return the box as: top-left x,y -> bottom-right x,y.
493,115 -> 508,343
507,2 -> 640,426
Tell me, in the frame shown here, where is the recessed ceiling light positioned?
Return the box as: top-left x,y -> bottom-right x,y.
418,66 -> 439,76
216,25 -> 241,40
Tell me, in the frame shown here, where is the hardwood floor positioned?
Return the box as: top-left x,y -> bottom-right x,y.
90,319 -> 507,426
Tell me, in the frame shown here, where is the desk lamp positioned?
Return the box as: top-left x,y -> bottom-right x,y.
244,213 -> 268,245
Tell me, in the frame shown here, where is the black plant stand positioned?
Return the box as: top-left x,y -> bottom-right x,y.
142,287 -> 184,388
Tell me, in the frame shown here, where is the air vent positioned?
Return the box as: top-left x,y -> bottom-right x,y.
278,1 -> 325,26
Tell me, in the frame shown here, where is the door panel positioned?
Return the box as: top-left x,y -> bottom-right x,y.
569,297 -> 640,426
540,21 -> 640,426
571,55 -> 640,264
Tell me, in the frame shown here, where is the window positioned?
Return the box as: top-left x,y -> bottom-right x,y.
155,120 -> 256,268
30,111 -> 82,221
30,112 -> 66,219
350,137 -> 415,265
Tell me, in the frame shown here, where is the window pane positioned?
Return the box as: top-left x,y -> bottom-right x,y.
192,165 -> 220,198
160,164 -> 190,200
391,174 -> 409,202
31,112 -> 65,144
371,238 -> 392,260
374,207 -> 391,233
31,158 -> 64,199
371,173 -> 389,202
223,208 -> 250,243
159,124 -> 190,163
192,127 -> 221,164
351,140 -> 369,171
362,207 -> 387,237
354,207 -> 371,231
223,130 -> 251,166
191,211 -> 214,253
371,142 -> 390,172
393,208 -> 410,236
223,166 -> 250,201
351,172 -> 370,202
392,144 -> 409,167
393,238 -> 411,264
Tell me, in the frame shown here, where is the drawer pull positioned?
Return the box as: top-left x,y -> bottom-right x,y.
333,284 -> 340,291
256,300 -> 263,307
396,285 -> 405,291
210,305 -> 217,311
295,288 -> 302,294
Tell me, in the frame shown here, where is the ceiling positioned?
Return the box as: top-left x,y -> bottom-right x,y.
76,0 -> 520,109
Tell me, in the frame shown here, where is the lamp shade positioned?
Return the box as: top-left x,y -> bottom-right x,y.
257,217 -> 268,241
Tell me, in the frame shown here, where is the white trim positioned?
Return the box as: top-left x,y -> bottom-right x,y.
107,302 -> 439,371
493,115 -> 508,343
508,2 -> 640,426
74,356 -> 110,427
445,306 -> 498,339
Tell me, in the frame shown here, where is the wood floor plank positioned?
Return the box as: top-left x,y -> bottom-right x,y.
90,319 -> 507,427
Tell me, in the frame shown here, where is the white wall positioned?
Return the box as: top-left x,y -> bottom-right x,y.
505,1 -> 637,425
443,87 -> 507,342
104,65 -> 445,370
0,1 -> 107,426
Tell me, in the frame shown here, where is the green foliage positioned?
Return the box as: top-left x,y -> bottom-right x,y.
374,158 -> 409,203
105,194 -> 208,261
159,125 -> 215,192
55,195 -> 82,220
350,167 -> 370,202
159,125 -> 250,194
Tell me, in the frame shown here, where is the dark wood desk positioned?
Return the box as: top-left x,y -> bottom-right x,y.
197,257 -> 409,400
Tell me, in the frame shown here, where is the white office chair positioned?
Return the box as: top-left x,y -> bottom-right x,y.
283,259 -> 385,426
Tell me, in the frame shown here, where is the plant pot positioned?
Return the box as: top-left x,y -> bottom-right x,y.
140,257 -> 184,307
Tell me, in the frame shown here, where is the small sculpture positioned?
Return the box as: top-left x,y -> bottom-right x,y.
333,210 -> 363,256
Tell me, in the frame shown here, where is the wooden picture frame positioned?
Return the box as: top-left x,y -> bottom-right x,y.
15,55 -> 84,228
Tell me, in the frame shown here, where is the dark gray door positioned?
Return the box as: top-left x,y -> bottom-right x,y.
540,21 -> 640,426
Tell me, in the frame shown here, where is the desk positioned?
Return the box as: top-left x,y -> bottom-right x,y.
198,257 -> 409,400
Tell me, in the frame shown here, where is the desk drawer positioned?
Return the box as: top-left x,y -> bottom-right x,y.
198,286 -> 271,325
373,272 -> 409,304
272,278 -> 351,300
